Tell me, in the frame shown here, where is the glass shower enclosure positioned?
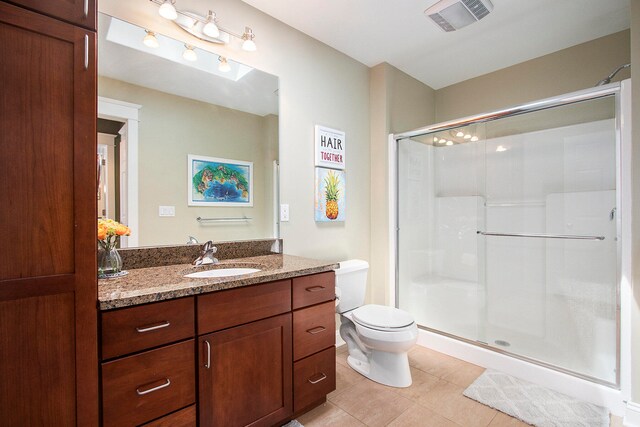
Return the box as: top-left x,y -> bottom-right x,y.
395,86 -> 620,386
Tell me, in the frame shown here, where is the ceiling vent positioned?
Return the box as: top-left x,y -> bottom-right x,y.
425,0 -> 494,32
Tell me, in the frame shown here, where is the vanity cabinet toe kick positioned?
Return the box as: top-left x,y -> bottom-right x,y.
99,271 -> 336,427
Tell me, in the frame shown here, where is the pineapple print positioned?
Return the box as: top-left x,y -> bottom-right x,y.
324,171 -> 340,220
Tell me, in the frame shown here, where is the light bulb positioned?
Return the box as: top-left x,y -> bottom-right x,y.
202,11 -> 220,38
438,138 -> 446,144
470,136 -> 479,142
464,134 -> 472,139
446,141 -> 453,146
143,30 -> 159,48
183,45 -> 197,61
218,57 -> 231,72
456,131 -> 464,137
158,0 -> 177,20
242,27 -> 257,51
433,137 -> 438,142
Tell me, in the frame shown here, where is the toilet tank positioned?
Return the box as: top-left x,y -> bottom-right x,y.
334,259 -> 369,314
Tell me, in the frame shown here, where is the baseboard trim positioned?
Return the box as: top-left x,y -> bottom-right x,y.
625,401 -> 640,426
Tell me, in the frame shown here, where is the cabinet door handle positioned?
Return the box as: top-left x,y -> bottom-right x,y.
83,0 -> 89,17
204,340 -> 211,369
305,285 -> 325,292
306,326 -> 326,335
136,321 -> 170,333
136,378 -> 171,395
83,34 -> 89,70
308,373 -> 327,384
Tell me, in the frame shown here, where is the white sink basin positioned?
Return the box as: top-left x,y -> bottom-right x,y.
184,268 -> 261,279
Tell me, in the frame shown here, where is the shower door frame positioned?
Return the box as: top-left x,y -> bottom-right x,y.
392,82 -> 628,391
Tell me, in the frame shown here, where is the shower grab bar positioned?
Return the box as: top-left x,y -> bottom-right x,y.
477,231 -> 605,241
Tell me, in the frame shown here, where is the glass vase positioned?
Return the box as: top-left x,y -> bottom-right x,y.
98,246 -> 123,278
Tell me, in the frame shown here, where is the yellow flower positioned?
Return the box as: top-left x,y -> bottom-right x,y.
97,218 -> 131,244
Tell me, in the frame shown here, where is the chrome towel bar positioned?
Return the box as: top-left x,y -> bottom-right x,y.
477,231 -> 605,241
197,216 -> 252,222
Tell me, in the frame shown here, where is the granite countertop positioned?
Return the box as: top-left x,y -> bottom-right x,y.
98,254 -> 339,310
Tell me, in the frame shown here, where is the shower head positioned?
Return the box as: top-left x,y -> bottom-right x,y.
595,63 -> 630,86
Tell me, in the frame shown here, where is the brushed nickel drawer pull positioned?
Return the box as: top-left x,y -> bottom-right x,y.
305,286 -> 325,292
83,0 -> 89,17
306,326 -> 326,335
136,378 -> 171,395
308,373 -> 327,384
204,340 -> 211,369
136,321 -> 170,333
83,34 -> 89,70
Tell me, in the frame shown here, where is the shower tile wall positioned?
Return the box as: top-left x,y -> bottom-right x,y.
398,118 -> 618,383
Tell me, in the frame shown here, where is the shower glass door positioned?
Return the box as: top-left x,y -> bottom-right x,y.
397,122 -> 486,344
397,94 -> 619,385
480,96 -> 618,384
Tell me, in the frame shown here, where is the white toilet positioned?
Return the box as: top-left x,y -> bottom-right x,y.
335,259 -> 418,388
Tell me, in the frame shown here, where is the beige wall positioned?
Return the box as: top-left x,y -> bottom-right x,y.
99,77 -> 277,246
369,63 -> 435,305
435,30 -> 631,122
100,0 -> 371,262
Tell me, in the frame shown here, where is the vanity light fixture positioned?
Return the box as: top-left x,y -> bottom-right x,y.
150,0 -> 257,51
470,136 -> 479,142
464,134 -> 472,139
182,44 -> 197,61
433,136 -> 439,142
446,141 -> 454,146
439,138 -> 446,144
241,27 -> 257,51
218,56 -> 231,72
202,11 -> 220,38
143,30 -> 160,48
158,0 -> 178,20
456,131 -> 464,137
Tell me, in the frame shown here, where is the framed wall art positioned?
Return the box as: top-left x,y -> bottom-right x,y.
314,167 -> 345,222
188,154 -> 253,207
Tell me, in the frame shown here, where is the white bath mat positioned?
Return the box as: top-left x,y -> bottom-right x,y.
463,370 -> 609,427
282,420 -> 304,427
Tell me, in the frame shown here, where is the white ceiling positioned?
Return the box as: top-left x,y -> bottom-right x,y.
241,0 -> 630,89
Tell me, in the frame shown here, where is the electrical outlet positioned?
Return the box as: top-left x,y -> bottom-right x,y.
159,205 -> 175,217
280,204 -> 289,222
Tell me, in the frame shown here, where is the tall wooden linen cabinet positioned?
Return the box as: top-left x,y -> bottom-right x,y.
0,1 -> 98,426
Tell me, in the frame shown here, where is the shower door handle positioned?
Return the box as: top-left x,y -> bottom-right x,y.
477,231 -> 605,241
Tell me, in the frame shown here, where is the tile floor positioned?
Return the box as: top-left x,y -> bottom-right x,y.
298,345 -> 624,427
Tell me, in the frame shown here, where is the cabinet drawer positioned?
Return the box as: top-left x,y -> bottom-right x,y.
292,272 -> 335,309
294,346 -> 336,413
293,300 -> 335,361
141,405 -> 196,427
101,297 -> 195,360
102,340 -> 195,427
198,280 -> 291,334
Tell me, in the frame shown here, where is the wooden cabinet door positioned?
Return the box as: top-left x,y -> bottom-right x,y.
4,0 -> 96,30
0,2 -> 97,426
199,314 -> 293,427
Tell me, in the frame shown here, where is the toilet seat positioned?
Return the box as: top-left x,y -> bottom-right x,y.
351,304 -> 414,332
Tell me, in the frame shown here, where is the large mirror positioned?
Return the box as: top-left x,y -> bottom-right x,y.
97,13 -> 279,248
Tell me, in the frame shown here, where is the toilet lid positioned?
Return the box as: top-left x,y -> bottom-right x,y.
352,305 -> 414,331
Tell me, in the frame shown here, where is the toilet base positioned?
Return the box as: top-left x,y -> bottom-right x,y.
347,350 -> 413,388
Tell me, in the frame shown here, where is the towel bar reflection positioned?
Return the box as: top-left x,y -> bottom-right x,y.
477,231 -> 605,241
197,216 -> 252,223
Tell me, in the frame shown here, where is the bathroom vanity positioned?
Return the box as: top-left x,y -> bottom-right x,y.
98,253 -> 337,427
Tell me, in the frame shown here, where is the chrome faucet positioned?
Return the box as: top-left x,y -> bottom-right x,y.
187,236 -> 199,245
193,240 -> 218,266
